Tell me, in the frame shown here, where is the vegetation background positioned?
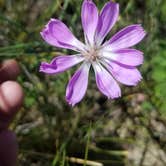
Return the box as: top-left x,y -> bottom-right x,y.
0,0 -> 166,165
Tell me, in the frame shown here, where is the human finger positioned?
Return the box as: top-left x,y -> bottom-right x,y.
0,130 -> 18,166
0,81 -> 24,130
0,60 -> 20,84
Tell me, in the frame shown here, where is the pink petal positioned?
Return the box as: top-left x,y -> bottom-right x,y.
81,0 -> 98,45
93,62 -> 121,99
96,1 -> 119,44
105,24 -> 146,51
66,62 -> 90,106
102,60 -> 142,86
40,19 -> 85,51
40,55 -> 84,74
102,49 -> 144,66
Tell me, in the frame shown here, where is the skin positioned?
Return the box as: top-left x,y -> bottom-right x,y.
0,60 -> 24,166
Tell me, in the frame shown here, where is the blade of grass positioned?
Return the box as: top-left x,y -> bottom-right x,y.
66,157 -> 103,166
96,137 -> 134,144
52,108 -> 81,166
60,150 -> 66,166
0,13 -> 28,33
59,0 -> 70,20
89,145 -> 128,157
0,42 -> 42,52
84,122 -> 92,166
36,0 -> 60,26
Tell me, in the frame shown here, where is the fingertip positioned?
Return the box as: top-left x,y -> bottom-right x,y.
0,81 -> 24,115
0,59 -> 20,83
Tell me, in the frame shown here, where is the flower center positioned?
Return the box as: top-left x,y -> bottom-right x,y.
83,47 -> 100,62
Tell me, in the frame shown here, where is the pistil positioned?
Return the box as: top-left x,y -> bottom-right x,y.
82,47 -> 99,62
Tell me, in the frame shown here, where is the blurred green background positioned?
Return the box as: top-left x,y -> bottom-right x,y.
0,0 -> 166,165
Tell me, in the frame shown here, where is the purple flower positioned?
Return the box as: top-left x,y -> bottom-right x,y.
40,0 -> 146,106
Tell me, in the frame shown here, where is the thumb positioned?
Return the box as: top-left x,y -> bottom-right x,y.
0,130 -> 18,166
0,81 -> 24,130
